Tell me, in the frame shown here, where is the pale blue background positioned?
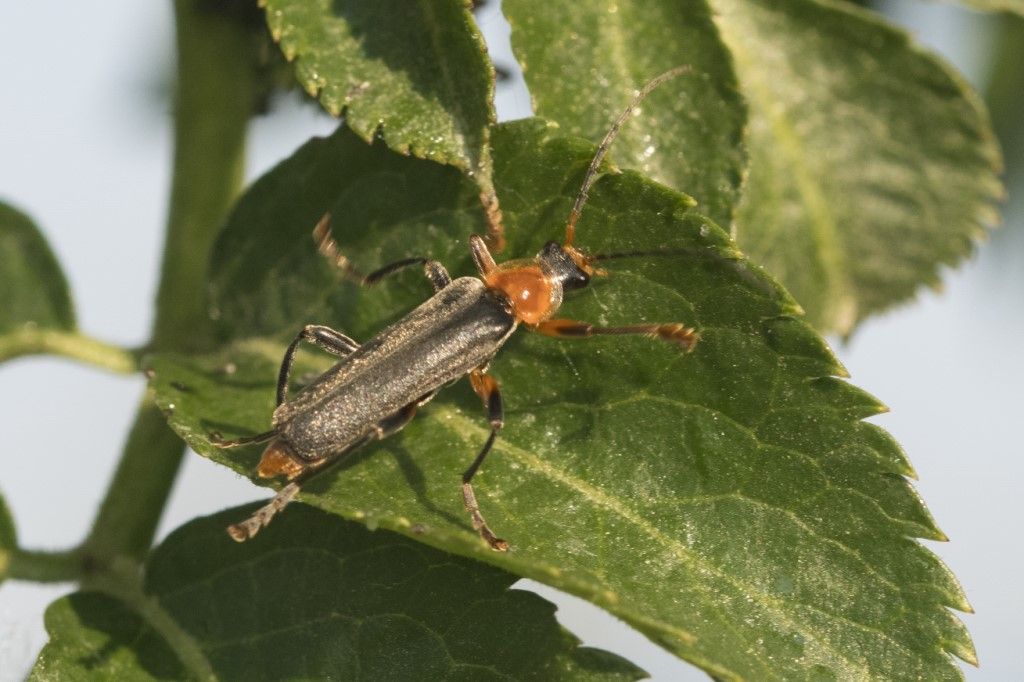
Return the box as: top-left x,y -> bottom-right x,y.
1,1 -> 1020,679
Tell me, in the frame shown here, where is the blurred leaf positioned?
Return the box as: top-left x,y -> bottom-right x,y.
0,493 -> 14,584
944,0 -> 1024,13
0,202 -> 75,334
503,0 -> 747,229
711,0 -> 1003,334
263,0 -> 496,184
32,504 -> 644,680
984,13 -> 1024,185
148,121 -> 973,679
198,0 -> 303,116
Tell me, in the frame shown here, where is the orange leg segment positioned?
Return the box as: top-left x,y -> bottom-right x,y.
531,318 -> 699,351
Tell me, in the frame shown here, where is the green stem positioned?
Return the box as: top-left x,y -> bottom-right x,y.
0,328 -> 139,373
82,398 -> 189,561
81,0 -> 255,563
5,548 -> 82,583
151,0 -> 253,352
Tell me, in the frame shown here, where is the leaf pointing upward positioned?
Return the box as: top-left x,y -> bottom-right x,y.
263,0 -> 496,188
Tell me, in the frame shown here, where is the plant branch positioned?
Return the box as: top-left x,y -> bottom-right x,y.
81,398 -> 190,561
0,328 -> 139,373
6,548 -> 82,584
151,0 -> 253,352
81,0 -> 255,563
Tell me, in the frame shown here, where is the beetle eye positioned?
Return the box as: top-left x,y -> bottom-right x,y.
564,269 -> 590,291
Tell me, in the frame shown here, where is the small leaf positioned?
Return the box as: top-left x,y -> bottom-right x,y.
0,201 -> 75,333
0,492 -> 15,584
503,0 -> 747,229
150,122 -> 972,679
31,504 -> 644,680
263,0 -> 496,184
709,0 -> 1003,334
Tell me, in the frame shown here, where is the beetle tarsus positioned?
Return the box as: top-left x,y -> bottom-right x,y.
226,482 -> 300,542
463,482 -> 508,552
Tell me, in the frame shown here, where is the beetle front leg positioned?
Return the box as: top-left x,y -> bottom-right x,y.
464,369 -> 508,551
531,318 -> 699,351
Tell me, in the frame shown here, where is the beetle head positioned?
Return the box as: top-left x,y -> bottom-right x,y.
538,241 -> 594,292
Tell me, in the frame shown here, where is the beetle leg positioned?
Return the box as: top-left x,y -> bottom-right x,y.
277,325 -> 361,406
422,261 -> 452,292
479,189 -> 506,253
211,322 -> 357,451
209,429 -> 277,448
313,213 -> 450,291
227,434 -> 373,543
226,482 -> 301,542
463,370 -> 508,551
372,391 -> 438,439
530,318 -> 699,352
469,234 -> 497,276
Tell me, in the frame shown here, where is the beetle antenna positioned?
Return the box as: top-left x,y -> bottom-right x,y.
564,65 -> 691,248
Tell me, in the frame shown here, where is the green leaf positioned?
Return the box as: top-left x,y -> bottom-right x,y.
150,122 -> 973,679
0,201 -> 75,333
503,0 -> 747,229
0,492 -> 15,584
263,0 -> 496,183
504,0 -> 1004,335
710,0 -> 1003,334
32,504 -> 644,681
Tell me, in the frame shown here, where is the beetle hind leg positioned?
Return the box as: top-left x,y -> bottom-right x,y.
314,213 -> 450,292
226,482 -> 301,542
463,370 -> 508,552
